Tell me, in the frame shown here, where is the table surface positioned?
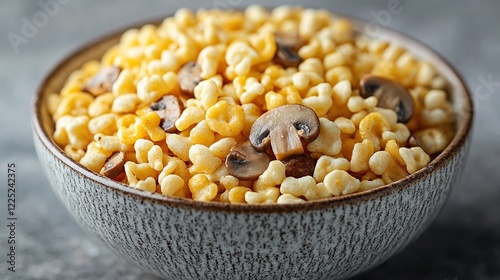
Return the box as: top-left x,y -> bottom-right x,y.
1,1 -> 499,279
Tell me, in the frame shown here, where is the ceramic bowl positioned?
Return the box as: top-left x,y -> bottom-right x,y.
32,13 -> 473,280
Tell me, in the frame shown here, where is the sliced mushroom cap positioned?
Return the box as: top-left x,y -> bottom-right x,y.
103,152 -> 127,179
282,154 -> 316,178
359,74 -> 415,123
249,104 -> 320,160
225,144 -> 271,180
83,66 -> 121,96
273,32 -> 305,68
178,61 -> 202,96
149,95 -> 184,132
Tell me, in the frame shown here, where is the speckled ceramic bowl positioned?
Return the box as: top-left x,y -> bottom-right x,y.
32,14 -> 473,280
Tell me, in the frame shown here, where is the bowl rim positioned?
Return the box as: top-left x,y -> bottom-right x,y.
32,10 -> 473,214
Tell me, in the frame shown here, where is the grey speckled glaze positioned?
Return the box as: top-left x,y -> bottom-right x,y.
32,15 -> 472,280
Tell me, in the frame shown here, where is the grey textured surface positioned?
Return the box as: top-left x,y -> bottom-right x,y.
0,0 -> 499,279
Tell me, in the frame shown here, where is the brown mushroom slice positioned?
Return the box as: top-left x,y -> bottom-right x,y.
83,66 -> 121,96
249,104 -> 320,160
178,61 -> 202,96
225,144 -> 271,181
282,154 -> 317,178
273,32 -> 305,68
103,152 -> 127,179
359,74 -> 415,123
149,95 -> 184,133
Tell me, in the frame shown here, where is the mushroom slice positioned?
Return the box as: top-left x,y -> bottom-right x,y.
225,144 -> 271,181
178,61 -> 202,96
103,152 -> 127,179
83,66 -> 121,96
282,154 -> 317,178
359,74 -> 415,123
249,104 -> 320,160
273,32 -> 305,68
149,95 -> 184,133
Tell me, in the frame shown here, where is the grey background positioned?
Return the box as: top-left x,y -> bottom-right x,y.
1,0 -> 499,279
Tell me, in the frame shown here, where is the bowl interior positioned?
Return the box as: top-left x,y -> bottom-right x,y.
33,15 -> 473,211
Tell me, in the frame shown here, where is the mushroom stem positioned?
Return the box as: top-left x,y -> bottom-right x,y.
270,126 -> 304,160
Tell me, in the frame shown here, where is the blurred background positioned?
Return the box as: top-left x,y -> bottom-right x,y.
1,0 -> 499,279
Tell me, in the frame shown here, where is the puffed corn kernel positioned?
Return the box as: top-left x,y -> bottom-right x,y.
54,92 -> 93,120
254,160 -> 286,191
147,145 -> 164,171
117,117 -> 148,145
245,189 -> 280,204
358,178 -> 385,192
58,115 -> 93,150
300,58 -> 324,76
160,174 -> 185,196
334,117 -> 356,134
280,176 -> 332,201
64,145 -> 85,162
324,170 -> 361,197
240,79 -> 265,104
112,69 -> 136,96
416,62 -> 437,87
307,118 -> 342,156
414,128 -> 451,155
347,96 -> 378,113
160,50 -> 180,72
313,156 -> 350,182
94,134 -> 131,152
88,93 -> 114,118
381,123 -> 410,145
209,137 -> 237,159
385,140 -> 405,166
135,177 -> 157,192
189,174 -> 218,202
140,112 -> 166,142
372,107 -> 398,126
241,103 -> 262,138
188,144 -> 222,174
358,112 -> 391,151
111,93 -> 140,113
368,151 -> 392,175
298,38 -> 320,59
205,101 -> 245,137
225,41 -> 258,76
399,147 -> 430,174
249,32 -> 277,63
124,161 -> 158,186
381,156 -> 409,184
137,74 -> 170,104
189,120 -> 215,146
302,83 -> 333,117
277,194 -> 306,204
194,80 -> 219,110
197,45 -> 223,79
175,106 -> 205,131
350,139 -> 375,173
324,52 -> 347,69
325,66 -> 354,86
80,142 -> 112,173
227,187 -> 252,203
332,80 -> 352,105
165,134 -> 192,162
